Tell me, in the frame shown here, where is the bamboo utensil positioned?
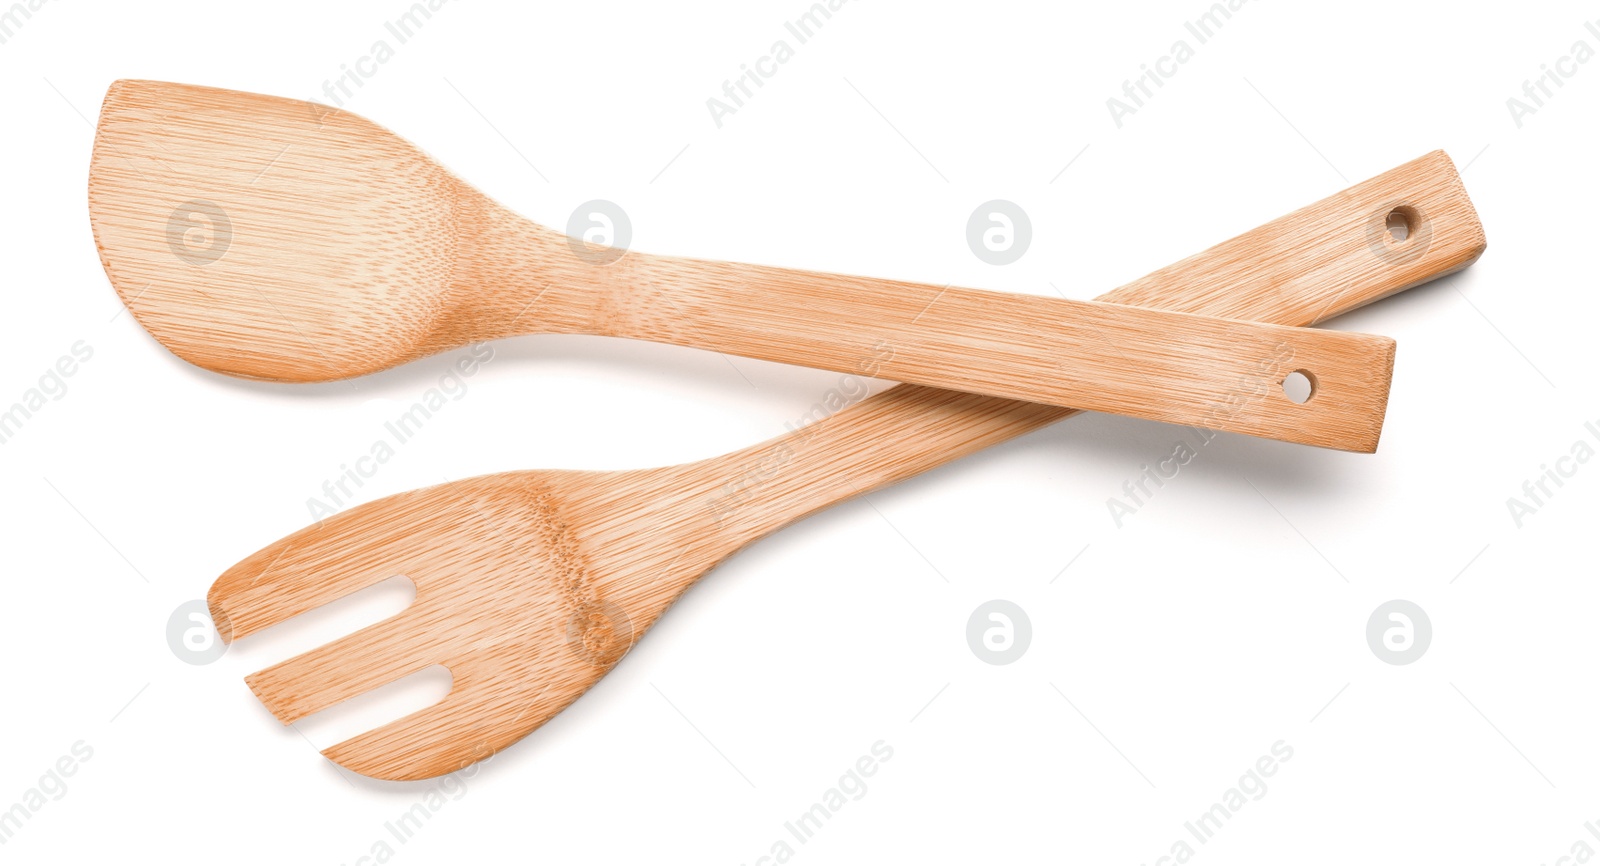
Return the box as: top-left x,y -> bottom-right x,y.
90,80 -> 1396,451
207,152 -> 1484,780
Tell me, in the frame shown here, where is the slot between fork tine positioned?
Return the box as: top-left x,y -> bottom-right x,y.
245,613 -> 444,724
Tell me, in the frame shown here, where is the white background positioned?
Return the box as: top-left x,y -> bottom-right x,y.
2,0 -> 1596,862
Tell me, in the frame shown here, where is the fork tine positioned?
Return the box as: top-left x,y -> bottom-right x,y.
321,644 -> 613,780
320,673 -> 558,782
320,687 -> 491,781
245,609 -> 448,724
208,489 -> 463,642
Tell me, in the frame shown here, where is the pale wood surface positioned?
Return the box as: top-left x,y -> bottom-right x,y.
90,79 -> 1399,450
207,153 -> 1484,780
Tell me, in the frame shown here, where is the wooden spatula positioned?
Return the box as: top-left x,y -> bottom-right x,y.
208,153 -> 1484,780
90,79 -> 1395,451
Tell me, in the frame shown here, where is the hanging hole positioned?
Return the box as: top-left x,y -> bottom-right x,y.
1385,207 -> 1417,243
1282,370 -> 1315,404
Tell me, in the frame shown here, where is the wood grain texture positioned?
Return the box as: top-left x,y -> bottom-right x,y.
207,152 -> 1484,780
90,79 -> 1396,450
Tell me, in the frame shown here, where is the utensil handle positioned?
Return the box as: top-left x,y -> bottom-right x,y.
694,151 -> 1483,545
618,253 -> 1395,451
